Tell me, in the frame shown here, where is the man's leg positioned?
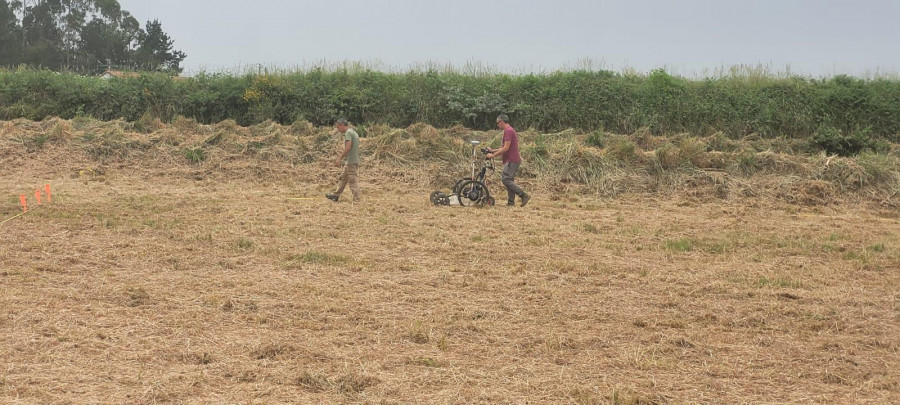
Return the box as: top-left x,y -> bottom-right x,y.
338,165 -> 352,195
502,162 -> 526,205
327,165 -> 350,201
346,164 -> 360,202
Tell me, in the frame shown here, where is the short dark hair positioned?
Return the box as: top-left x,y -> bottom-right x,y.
496,114 -> 510,124
335,118 -> 349,126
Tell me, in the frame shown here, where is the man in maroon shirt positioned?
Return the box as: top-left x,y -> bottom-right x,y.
487,114 -> 530,207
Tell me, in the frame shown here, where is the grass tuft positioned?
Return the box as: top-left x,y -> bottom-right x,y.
237,237 -> 253,250
408,357 -> 442,367
183,147 -> 206,164
250,343 -> 292,360
406,321 -> 430,344
665,238 -> 695,252
334,373 -> 380,394
124,287 -> 150,307
288,251 -> 350,266
296,371 -> 330,392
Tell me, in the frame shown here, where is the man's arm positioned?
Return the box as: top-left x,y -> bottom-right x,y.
487,140 -> 511,159
335,140 -> 351,167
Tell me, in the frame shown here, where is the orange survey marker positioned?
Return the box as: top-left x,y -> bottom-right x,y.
45,184 -> 52,202
35,189 -> 42,204
20,194 -> 27,212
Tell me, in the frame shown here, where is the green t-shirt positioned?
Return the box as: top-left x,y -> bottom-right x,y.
344,128 -> 360,165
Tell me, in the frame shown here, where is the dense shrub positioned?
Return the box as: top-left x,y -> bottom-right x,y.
812,126 -> 879,156
1,68 -> 899,145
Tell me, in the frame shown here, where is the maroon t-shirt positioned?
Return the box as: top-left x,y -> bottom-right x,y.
502,126 -> 522,164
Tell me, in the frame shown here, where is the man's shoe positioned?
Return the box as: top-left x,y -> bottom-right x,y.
520,194 -> 531,207
506,202 -> 515,206
325,193 -> 339,202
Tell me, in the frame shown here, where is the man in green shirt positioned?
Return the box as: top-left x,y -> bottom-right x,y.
326,118 -> 361,202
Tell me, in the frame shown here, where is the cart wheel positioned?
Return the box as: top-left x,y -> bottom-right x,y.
430,190 -> 444,205
456,180 -> 489,207
452,179 -> 467,194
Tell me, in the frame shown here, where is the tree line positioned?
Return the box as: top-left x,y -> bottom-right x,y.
0,0 -> 185,73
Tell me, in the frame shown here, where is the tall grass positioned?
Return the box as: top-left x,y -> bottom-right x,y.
1,67 -> 899,147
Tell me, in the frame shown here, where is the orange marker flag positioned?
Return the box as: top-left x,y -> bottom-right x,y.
20,194 -> 27,212
45,184 -> 52,202
35,189 -> 42,205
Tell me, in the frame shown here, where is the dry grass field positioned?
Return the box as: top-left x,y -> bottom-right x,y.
1,119 -> 898,404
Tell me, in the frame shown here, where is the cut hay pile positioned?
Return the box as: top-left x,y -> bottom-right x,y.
0,117 -> 898,206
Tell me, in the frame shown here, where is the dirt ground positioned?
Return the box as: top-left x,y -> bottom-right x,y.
1,140 -> 899,404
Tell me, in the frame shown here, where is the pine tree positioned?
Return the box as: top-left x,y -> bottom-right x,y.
133,19 -> 185,73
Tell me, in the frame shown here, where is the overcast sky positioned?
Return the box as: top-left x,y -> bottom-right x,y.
117,0 -> 899,77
